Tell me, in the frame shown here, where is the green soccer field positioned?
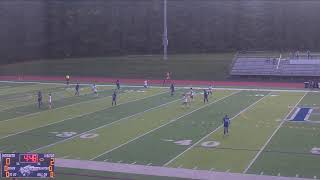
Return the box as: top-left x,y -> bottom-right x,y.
0,81 -> 319,179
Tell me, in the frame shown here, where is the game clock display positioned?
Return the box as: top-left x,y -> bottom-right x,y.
1,153 -> 55,178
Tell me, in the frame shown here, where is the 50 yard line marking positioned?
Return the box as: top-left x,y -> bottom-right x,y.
163,92 -> 272,167
31,95 -> 181,152
0,90 -> 168,140
90,91 -> 240,161
243,92 -> 308,173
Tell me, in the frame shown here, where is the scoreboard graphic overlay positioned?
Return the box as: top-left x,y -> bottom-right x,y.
1,153 -> 55,178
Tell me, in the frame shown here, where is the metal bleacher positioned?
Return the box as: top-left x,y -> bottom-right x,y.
230,51 -> 320,77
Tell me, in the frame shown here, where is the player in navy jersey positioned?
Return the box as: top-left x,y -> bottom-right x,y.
203,89 -> 209,103
112,91 -> 117,106
66,75 -> 70,86
37,91 -> 42,109
170,83 -> 175,96
116,80 -> 120,90
75,83 -> 80,96
223,115 -> 230,136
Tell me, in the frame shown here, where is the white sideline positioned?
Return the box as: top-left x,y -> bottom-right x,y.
32,97 -> 181,152
0,90 -> 168,140
164,92 -> 271,166
55,158 -> 312,180
243,92 -> 308,173
0,80 -> 316,93
90,91 -> 240,160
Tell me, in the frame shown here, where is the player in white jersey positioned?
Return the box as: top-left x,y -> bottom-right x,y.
190,88 -> 194,101
48,93 -> 52,109
144,80 -> 148,88
182,94 -> 189,107
208,84 -> 213,95
92,83 -> 98,95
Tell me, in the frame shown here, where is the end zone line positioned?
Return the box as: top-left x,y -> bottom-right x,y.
0,80 -> 315,93
32,96 -> 180,152
90,91 -> 240,161
0,90 -> 168,141
163,92 -> 271,167
243,92 -> 308,173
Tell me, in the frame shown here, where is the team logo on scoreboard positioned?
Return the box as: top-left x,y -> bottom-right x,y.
19,165 -> 33,176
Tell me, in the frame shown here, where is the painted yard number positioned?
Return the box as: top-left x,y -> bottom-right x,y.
174,140 -> 192,146
311,147 -> 320,155
172,139 -> 220,148
79,133 -> 99,139
54,132 -> 99,139
56,132 -> 77,138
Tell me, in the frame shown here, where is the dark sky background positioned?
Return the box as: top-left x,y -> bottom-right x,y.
1,0 -> 320,64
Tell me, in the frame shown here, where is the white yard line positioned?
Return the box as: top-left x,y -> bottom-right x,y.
0,80 -> 314,93
90,91 -> 239,161
0,91 -> 168,141
289,107 -> 301,120
163,92 -> 271,167
31,97 -> 180,152
243,92 -> 308,173
305,109 -> 313,121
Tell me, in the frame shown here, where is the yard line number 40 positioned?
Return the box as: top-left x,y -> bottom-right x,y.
174,139 -> 220,148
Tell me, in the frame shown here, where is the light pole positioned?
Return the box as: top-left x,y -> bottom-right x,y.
163,0 -> 168,60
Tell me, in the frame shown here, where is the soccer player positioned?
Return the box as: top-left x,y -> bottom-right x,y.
92,83 -> 98,95
112,91 -> 117,106
144,80 -> 148,88
203,89 -> 209,103
182,94 -> 188,107
116,80 -> 120,90
163,72 -> 171,86
66,75 -> 70,86
208,84 -> 213,95
75,83 -> 80,96
190,88 -> 194,101
170,83 -> 175,96
48,93 -> 52,109
223,115 -> 230,136
37,91 -> 42,109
